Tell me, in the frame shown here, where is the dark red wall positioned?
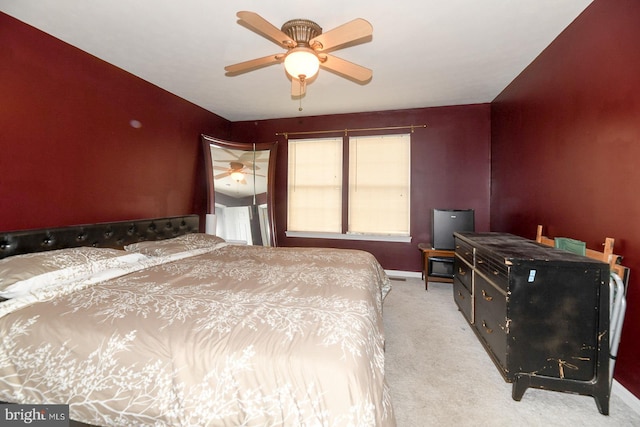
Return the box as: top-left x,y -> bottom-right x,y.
230,104 -> 492,272
7,0 -> 635,402
491,0 -> 640,396
0,13 -> 230,231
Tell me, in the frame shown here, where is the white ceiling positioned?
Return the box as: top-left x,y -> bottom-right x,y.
0,0 -> 593,122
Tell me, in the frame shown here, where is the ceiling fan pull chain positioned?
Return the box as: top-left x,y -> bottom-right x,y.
252,143 -> 257,205
298,78 -> 304,111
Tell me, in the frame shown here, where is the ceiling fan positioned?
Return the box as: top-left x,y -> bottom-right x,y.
213,150 -> 266,184
224,11 -> 373,97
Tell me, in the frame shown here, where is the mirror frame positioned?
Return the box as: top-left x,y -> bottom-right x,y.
201,134 -> 278,246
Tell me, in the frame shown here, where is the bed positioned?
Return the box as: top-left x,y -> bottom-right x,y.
0,215 -> 395,426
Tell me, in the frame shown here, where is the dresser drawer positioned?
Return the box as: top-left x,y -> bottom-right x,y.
475,274 -> 509,370
455,238 -> 474,265
475,313 -> 508,370
453,278 -> 473,324
475,249 -> 509,292
474,274 -> 507,323
454,255 -> 472,293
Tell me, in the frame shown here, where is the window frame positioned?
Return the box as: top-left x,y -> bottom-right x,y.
285,132 -> 412,243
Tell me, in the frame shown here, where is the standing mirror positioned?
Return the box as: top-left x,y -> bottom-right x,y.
201,135 -> 278,246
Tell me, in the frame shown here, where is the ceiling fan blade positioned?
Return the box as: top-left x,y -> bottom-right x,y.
310,18 -> 373,52
214,171 -> 231,180
236,11 -> 296,49
238,152 -> 261,164
291,78 -> 306,97
225,54 -> 284,75
319,54 -> 372,82
236,163 -> 261,173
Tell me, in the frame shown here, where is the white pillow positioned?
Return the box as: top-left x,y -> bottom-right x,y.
0,247 -> 125,291
124,233 -> 226,256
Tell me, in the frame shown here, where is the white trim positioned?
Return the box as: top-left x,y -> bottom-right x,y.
612,379 -> 640,415
285,230 -> 411,243
385,270 -> 422,279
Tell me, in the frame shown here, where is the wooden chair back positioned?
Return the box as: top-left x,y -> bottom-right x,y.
536,225 -> 624,278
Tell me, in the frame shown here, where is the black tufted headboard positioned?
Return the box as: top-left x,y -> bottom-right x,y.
0,215 -> 200,260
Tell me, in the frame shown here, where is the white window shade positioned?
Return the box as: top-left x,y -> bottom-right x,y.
348,134 -> 411,235
287,137 -> 343,233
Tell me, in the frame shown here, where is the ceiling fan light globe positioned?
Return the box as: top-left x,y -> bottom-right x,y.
230,171 -> 245,182
284,48 -> 319,79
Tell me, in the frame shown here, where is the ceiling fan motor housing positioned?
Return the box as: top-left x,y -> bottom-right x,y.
281,19 -> 322,48
230,161 -> 244,171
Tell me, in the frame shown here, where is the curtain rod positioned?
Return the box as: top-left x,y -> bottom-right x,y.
275,124 -> 427,138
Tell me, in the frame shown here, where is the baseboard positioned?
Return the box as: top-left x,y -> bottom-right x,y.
613,379 -> 640,415
385,270 -> 422,280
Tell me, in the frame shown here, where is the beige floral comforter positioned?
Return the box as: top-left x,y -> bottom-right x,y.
0,244 -> 395,426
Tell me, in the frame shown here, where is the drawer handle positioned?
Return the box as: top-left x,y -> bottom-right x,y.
477,259 -> 484,264
457,290 -> 465,300
482,321 -> 493,334
481,289 -> 493,301
457,267 -> 466,276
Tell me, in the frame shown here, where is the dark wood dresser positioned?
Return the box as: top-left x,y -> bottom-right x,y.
453,232 -> 611,414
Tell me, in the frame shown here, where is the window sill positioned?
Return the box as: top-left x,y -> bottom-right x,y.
285,231 -> 412,243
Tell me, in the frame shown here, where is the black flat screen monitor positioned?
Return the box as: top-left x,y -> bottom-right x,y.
431,209 -> 475,250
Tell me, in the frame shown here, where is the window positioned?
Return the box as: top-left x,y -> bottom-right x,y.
287,137 -> 343,233
348,134 -> 411,235
287,133 -> 411,241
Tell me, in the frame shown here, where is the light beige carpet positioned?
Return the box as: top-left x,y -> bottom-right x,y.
382,278 -> 640,427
